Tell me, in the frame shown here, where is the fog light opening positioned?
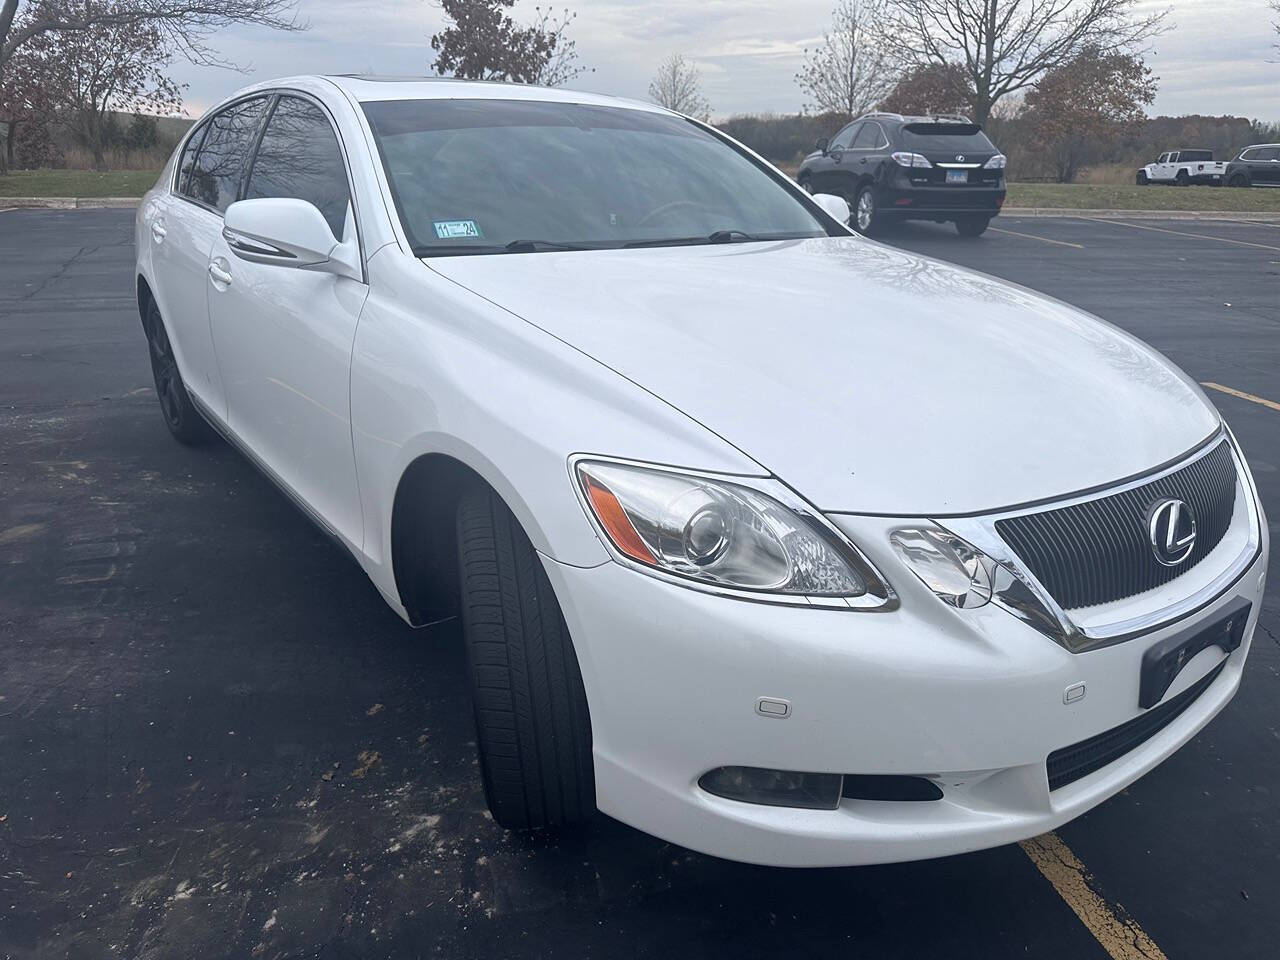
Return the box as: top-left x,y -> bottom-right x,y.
698,766 -> 842,810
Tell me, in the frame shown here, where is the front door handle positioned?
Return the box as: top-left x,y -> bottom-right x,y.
860,158 -> 867,164
208,260 -> 233,286
151,221 -> 167,243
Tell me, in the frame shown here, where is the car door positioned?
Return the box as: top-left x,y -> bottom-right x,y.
206,94 -> 368,547
146,102 -> 267,421
848,120 -> 884,180
1253,147 -> 1280,183
1153,153 -> 1172,180
813,122 -> 861,198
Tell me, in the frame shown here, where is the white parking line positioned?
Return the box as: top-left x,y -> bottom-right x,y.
1087,218 -> 1280,252
1020,832 -> 1168,960
989,226 -> 1084,249
1201,382 -> 1280,413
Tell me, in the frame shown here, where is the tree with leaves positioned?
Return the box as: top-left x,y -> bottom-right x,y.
648,52 -> 710,120
878,61 -> 971,115
796,0 -> 893,118
430,0 -> 587,86
1022,47 -> 1155,182
33,1 -> 183,170
878,0 -> 1167,125
0,25 -> 56,168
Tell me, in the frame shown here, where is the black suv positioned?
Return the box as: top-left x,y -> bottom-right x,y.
797,113 -> 1006,237
1224,144 -> 1280,188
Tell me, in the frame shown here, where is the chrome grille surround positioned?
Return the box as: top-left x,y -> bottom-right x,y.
941,428 -> 1263,653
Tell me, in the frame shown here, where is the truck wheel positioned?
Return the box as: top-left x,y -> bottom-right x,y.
1136,171 -> 1148,185
143,299 -> 216,445
456,488 -> 596,830
1175,170 -> 1189,186
954,215 -> 991,238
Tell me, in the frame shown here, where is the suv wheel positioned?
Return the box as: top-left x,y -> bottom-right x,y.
143,299 -> 215,445
456,488 -> 596,830
954,215 -> 991,238
1228,173 -> 1250,188
852,184 -> 880,235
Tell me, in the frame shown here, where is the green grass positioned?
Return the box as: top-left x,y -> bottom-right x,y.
0,168 -> 161,198
1006,182 -> 1280,212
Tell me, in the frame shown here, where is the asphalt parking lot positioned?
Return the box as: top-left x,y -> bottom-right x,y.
2,208 -> 1278,960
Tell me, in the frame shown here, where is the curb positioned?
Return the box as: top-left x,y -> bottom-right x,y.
1002,207 -> 1280,221
1,196 -> 141,209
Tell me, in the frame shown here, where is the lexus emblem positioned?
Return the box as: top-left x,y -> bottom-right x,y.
1148,499 -> 1197,566
956,154 -> 965,162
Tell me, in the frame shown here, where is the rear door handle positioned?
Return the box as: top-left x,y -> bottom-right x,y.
151,221 -> 167,243
208,260 -> 233,286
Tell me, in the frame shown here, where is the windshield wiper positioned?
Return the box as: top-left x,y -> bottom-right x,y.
503,239 -> 594,253
624,230 -> 763,249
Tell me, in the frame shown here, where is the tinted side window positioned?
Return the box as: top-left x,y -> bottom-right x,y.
177,124 -> 208,195
1256,148 -> 1279,161
830,123 -> 859,150
852,123 -> 879,148
187,98 -> 268,212
246,96 -> 351,238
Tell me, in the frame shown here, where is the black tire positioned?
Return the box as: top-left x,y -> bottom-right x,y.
456,489 -> 595,830
954,215 -> 991,238
143,299 -> 215,445
1175,170 -> 1189,186
1228,174 -> 1250,188
1136,171 -> 1148,185
851,183 -> 880,235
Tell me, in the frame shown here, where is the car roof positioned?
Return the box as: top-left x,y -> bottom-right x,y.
322,74 -> 669,114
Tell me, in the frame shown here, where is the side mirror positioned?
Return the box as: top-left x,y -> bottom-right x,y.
815,137 -> 829,154
223,197 -> 360,281
811,192 -> 851,225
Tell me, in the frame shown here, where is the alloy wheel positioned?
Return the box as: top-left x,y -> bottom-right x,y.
856,191 -> 874,232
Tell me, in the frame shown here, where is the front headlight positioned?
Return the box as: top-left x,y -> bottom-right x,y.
574,460 -> 894,607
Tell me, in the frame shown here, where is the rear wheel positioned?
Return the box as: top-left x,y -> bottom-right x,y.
456,489 -> 596,830
852,184 -> 881,235
1175,170 -> 1189,186
143,299 -> 215,445
954,215 -> 991,238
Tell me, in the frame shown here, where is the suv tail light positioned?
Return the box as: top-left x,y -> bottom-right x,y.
892,151 -> 932,168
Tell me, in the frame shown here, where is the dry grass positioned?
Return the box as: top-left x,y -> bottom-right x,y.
0,168 -> 161,197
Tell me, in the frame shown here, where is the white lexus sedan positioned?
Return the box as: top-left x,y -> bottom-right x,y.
134,75 -> 1268,867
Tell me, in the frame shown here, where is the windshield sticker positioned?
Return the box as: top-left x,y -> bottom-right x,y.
433,220 -> 483,240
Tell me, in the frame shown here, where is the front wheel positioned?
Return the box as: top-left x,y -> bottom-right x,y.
1228,174 -> 1250,188
1136,170 -> 1149,185
955,215 -> 991,238
456,489 -> 596,830
143,299 -> 215,445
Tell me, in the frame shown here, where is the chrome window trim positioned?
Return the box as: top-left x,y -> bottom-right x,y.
565,453 -> 898,612
939,427 -> 1263,652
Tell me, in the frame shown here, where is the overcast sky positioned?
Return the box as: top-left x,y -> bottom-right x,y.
170,0 -> 1279,120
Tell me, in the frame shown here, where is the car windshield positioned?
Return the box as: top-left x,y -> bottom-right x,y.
361,98 -> 831,256
900,123 -> 995,153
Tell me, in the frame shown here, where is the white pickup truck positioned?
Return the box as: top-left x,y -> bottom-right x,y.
1136,149 -> 1227,185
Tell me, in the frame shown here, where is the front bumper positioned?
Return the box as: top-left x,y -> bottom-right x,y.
543,515 -> 1267,867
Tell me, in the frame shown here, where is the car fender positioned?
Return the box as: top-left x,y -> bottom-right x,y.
349,246 -> 767,609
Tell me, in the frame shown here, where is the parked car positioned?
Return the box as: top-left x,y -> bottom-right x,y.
1224,144 -> 1280,187
1136,149 -> 1227,185
796,112 -> 1006,237
135,76 -> 1268,868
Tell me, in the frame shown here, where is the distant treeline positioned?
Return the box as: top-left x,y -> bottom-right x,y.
719,112 -> 1280,181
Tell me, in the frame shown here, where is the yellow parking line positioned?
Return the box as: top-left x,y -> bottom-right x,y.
1020,832 -> 1168,960
1088,218 -> 1280,252
1201,382 -> 1280,413
989,226 -> 1084,249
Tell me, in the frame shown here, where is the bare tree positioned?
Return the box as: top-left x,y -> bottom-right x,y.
878,0 -> 1168,125
1,0 -> 301,73
1272,0 -> 1279,58
528,6 -> 588,87
796,0 -> 894,118
648,52 -> 710,120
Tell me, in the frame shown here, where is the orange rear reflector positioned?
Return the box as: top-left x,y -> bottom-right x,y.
581,473 -> 655,564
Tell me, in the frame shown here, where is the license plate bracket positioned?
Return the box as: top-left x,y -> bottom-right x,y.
946,169 -> 968,184
1138,597 -> 1251,709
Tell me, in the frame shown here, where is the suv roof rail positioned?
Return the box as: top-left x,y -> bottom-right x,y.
860,111 -> 905,122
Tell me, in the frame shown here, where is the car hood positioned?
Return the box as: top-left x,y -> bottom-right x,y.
427,237 -> 1219,515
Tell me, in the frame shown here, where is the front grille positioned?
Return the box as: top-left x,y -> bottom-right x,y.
996,441 -> 1236,610
1047,660 -> 1225,791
